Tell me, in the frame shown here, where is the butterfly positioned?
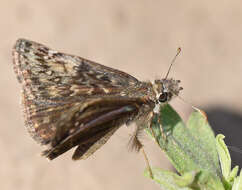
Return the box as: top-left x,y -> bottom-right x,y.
13,39 -> 183,160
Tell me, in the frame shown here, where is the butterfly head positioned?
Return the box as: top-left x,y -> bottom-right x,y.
153,78 -> 183,104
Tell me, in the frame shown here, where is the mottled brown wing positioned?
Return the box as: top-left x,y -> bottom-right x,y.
51,96 -> 146,148
13,39 -> 141,145
72,126 -> 119,160
43,105 -> 138,160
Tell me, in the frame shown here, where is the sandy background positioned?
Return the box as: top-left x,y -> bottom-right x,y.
1,1 -> 242,190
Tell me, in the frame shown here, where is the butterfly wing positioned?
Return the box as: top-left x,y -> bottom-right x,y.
13,39 -> 145,152
43,105 -> 138,160
72,126 -> 119,160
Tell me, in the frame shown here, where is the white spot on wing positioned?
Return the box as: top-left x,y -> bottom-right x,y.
103,88 -> 110,93
48,50 -> 58,55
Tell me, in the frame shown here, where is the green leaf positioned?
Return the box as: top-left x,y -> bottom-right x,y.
149,104 -> 221,177
187,111 -> 220,172
216,134 -> 231,180
195,171 -> 225,190
144,167 -> 194,190
232,170 -> 242,190
229,166 -> 239,183
144,168 -> 225,190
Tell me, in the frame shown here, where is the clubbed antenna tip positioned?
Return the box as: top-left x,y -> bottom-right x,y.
165,47 -> 182,79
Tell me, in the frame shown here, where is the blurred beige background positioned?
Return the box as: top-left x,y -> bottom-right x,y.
1,1 -> 242,190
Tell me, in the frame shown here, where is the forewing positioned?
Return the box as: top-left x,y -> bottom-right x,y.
13,39 -> 140,145
13,39 -> 139,101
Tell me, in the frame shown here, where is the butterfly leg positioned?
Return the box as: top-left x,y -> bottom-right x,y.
128,125 -> 154,179
140,146 -> 153,179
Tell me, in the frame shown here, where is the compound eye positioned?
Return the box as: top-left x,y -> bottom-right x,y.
159,93 -> 168,103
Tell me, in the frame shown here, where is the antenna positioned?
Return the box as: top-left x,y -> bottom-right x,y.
165,47 -> 181,79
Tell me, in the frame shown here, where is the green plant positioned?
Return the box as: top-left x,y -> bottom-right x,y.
144,104 -> 242,190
